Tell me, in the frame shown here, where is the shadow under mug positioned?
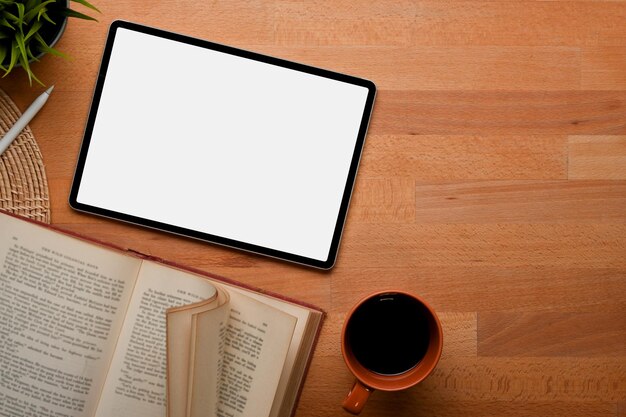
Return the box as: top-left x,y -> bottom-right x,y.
340,290 -> 443,414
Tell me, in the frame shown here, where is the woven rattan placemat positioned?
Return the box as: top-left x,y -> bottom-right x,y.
0,88 -> 50,223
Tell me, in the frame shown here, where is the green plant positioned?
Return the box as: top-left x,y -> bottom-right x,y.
0,0 -> 100,85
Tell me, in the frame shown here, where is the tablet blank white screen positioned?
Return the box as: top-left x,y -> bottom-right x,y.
77,28 -> 369,262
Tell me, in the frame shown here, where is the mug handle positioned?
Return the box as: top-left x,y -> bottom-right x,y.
342,380 -> 373,414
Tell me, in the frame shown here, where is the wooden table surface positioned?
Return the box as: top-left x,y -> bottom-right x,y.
2,1 -> 625,416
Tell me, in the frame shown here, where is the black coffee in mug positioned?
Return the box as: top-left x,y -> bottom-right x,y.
345,292 -> 430,375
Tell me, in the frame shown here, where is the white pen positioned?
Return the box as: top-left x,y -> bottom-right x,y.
0,85 -> 54,156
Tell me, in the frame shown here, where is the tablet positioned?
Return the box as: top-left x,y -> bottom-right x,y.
70,21 -> 376,269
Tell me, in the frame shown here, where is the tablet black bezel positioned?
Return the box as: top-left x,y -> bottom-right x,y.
69,20 -> 376,270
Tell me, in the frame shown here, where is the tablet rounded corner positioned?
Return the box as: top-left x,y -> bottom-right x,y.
364,79 -> 377,95
318,254 -> 337,270
68,193 -> 81,212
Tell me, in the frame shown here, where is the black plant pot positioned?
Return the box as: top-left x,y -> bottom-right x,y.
35,0 -> 70,58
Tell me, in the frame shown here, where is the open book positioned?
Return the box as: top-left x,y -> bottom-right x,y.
0,211 -> 324,417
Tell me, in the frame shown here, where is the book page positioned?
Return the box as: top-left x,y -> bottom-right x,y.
191,291 -> 297,417
0,213 -> 142,417
220,286 -> 314,417
167,289 -> 229,417
186,298 -> 230,417
94,261 -> 217,417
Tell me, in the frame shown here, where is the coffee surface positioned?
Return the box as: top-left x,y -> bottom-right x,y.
346,293 -> 430,375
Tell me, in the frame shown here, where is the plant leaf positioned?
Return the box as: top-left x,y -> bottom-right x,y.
3,41 -> 19,76
0,43 -> 6,65
14,38 -> 32,86
4,11 -> 19,24
0,17 -> 15,30
34,32 -> 69,59
25,0 -> 39,10
14,32 -> 29,67
70,0 -> 100,13
39,45 -> 67,59
18,52 -> 44,86
15,3 -> 25,27
63,8 -> 98,22
33,32 -> 49,48
41,10 -> 55,25
24,0 -> 56,23
25,19 -> 42,41
26,43 -> 39,62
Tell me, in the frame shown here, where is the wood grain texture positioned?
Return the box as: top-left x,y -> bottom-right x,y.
0,0 -> 625,416
350,177 -> 416,222
413,180 -> 626,223
569,136 -> 626,179
583,47 -> 626,90
478,311 -> 626,356
275,1 -> 626,47
267,46 -> 582,91
369,90 -> 626,136
296,400 -> 618,417
303,356 -> 626,402
330,267 -> 626,313
339,224 -> 626,268
359,135 -> 568,180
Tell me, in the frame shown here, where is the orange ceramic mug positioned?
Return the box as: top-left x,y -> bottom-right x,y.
341,290 -> 443,414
